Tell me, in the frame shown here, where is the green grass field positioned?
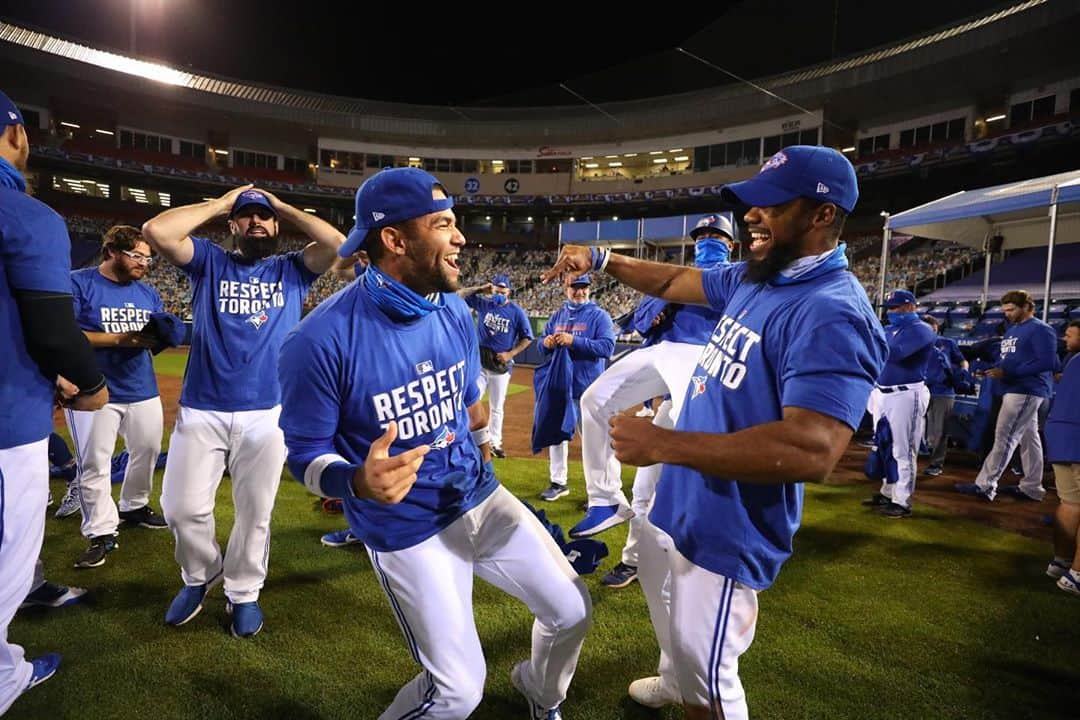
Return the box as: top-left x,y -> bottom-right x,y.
16,352 -> 1080,718
12,459 -> 1080,719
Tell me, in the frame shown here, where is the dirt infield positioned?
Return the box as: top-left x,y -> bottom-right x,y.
62,358 -> 1052,541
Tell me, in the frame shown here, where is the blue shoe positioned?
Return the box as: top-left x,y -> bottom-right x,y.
228,601 -> 264,638
25,653 -> 61,691
601,562 -> 638,588
954,483 -> 993,501
923,465 -> 943,477
538,483 -> 568,502
997,485 -> 1044,502
321,529 -> 363,548
511,661 -> 562,720
20,582 -> 87,609
165,583 -> 210,626
569,504 -> 634,538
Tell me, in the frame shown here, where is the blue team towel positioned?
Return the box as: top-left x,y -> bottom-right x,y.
863,416 -> 898,485
111,450 -> 169,484
531,348 -> 578,454
143,311 -> 187,354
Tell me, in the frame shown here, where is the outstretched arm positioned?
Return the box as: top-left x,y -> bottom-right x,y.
542,246 -> 708,305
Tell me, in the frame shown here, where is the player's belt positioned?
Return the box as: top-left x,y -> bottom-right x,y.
876,382 -> 924,394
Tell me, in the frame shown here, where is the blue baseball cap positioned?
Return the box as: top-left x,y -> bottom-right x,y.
721,145 -> 858,213
492,274 -> 511,288
883,289 -> 916,308
690,213 -> 737,242
230,189 -> 276,218
340,167 -> 454,257
0,90 -> 25,127
569,273 -> 592,287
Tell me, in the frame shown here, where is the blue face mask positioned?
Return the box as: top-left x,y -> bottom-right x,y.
492,292 -> 508,305
694,238 -> 730,267
362,265 -> 443,321
887,311 -> 920,324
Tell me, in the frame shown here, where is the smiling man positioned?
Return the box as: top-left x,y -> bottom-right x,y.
278,168 -> 590,720
542,145 -> 887,719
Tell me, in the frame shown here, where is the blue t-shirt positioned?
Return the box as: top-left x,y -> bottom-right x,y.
650,261 -> 887,590
180,237 -> 318,411
279,284 -> 494,552
71,268 -> 163,403
539,301 -> 616,399
926,336 -> 965,397
876,317 -> 935,387
465,295 -> 534,366
997,317 -> 1057,398
1046,353 -> 1080,464
0,189 -> 74,449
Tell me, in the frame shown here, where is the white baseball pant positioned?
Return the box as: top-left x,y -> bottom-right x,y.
621,399 -> 674,567
160,405 -> 285,603
65,397 -> 164,538
476,367 -> 511,449
367,485 -> 591,719
548,401 -> 582,487
868,382 -> 930,508
974,392 -> 1046,500
0,439 -> 48,715
580,341 -> 703,507
634,508 -> 679,701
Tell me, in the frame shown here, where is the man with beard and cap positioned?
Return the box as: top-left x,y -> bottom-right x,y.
141,184 -> 343,637
542,146 -> 887,718
64,224 -> 170,570
1,88 -> 107,711
278,167 -> 590,719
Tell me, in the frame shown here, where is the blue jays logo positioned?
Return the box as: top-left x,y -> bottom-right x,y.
691,375 -> 708,398
246,311 -> 269,329
430,425 -> 456,450
762,151 -> 788,171
696,215 -> 718,230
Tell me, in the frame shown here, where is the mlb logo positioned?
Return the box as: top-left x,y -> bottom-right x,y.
124,302 -> 135,308
249,277 -> 260,284
430,425 -> 456,450
691,375 -> 708,398
246,311 -> 269,329
415,360 -> 434,374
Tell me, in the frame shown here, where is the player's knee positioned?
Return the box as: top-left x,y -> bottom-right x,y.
580,383 -> 607,416
441,669 -> 485,716
562,578 -> 593,631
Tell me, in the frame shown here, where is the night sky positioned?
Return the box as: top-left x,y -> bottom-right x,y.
1,0 -> 999,106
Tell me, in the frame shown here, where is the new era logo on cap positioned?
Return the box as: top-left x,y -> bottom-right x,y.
816,182 -> 830,194
7,111 -> 15,121
372,211 -> 385,222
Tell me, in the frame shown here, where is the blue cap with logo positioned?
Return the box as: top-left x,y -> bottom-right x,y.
340,167 -> 454,257
492,274 -> 511,288
0,90 -> 25,127
721,145 -> 858,213
570,273 -> 592,287
230,189 -> 276,219
690,213 -> 737,242
883,289 -> 916,308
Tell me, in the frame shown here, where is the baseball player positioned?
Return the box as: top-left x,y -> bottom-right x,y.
538,274 -> 616,501
458,274 -> 534,458
572,214 -> 735,540
956,289 -> 1057,502
141,184 -> 343,637
861,289 -> 935,518
1046,320 -> 1080,595
279,168 -> 590,720
921,315 -> 969,477
543,145 -> 887,718
0,90 -> 108,711
65,225 -> 169,570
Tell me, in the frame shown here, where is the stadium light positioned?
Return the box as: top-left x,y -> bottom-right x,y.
303,208 -> 317,213
841,146 -> 856,153
527,216 -> 533,222
652,158 -> 668,164
492,160 -> 504,165
213,149 -> 229,156
604,155 -> 619,159
59,121 -> 81,129
613,216 -> 619,221
648,151 -> 663,155
96,129 -> 115,135
569,216 -> 575,222
623,153 -> 638,157
667,148 -> 683,153
985,114 -> 1006,122
608,162 -> 623,167
584,163 -> 600,168
581,156 -> 593,160
673,156 -> 689,162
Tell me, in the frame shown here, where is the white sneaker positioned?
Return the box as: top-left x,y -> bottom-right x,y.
634,407 -> 655,418
628,676 -> 680,709
1047,560 -> 1071,579
54,483 -> 81,519
1058,571 -> 1080,598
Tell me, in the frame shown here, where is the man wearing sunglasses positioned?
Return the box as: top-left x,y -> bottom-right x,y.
65,225 -> 167,570
142,185 -> 343,637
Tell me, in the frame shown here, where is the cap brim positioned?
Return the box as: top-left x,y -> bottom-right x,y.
690,228 -> 734,241
339,225 -> 367,257
720,179 -> 800,209
231,202 -> 277,219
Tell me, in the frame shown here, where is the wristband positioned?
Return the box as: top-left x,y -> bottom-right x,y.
471,427 -> 491,447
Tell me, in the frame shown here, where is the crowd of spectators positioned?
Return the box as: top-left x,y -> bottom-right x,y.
851,240 -> 983,299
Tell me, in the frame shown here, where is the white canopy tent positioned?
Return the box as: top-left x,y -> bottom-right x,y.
878,169 -> 1080,319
